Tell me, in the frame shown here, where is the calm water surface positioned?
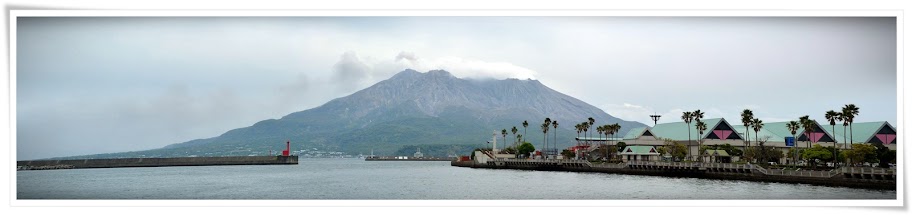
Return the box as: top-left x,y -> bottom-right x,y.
17,159 -> 896,199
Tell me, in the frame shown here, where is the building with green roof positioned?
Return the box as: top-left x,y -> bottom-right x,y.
618,145 -> 660,162
820,121 -> 896,146
565,116 -> 895,163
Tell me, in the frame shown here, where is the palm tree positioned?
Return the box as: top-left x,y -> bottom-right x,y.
695,121 -> 707,162
540,123 -> 549,157
582,122 -> 590,159
587,118 -> 595,147
825,110 -> 839,165
799,115 -> 814,149
741,109 -> 754,150
839,114 -> 848,149
511,126 -> 519,147
522,120 -> 529,140
751,118 -> 764,163
588,117 -> 595,141
596,125 -> 605,147
611,123 -> 621,160
543,118 -> 552,153
682,111 -> 694,160
786,121 -> 800,168
501,129 -> 507,152
693,109 -> 705,123
551,120 -> 559,157
516,134 -> 522,146
597,125 -> 605,160
575,123 -> 583,148
842,104 -> 859,144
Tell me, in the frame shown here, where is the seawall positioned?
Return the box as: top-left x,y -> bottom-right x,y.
451,159 -> 896,190
366,157 -> 454,161
17,156 -> 298,170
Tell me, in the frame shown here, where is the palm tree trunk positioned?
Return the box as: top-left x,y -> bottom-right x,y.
687,123 -> 692,161
832,125 -> 837,167
842,125 -> 847,149
849,123 -> 854,145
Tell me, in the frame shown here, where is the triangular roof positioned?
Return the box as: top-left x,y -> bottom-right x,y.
821,121 -> 896,144
650,118 -> 744,141
733,120 -> 836,143
702,149 -> 730,157
619,127 -> 657,140
618,145 -> 660,155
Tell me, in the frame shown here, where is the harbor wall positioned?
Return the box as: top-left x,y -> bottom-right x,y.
452,160 -> 895,190
17,156 -> 298,170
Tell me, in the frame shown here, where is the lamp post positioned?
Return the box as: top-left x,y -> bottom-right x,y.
649,113 -> 662,126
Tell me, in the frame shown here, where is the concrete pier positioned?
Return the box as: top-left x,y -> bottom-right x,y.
17,156 -> 298,170
452,159 -> 895,190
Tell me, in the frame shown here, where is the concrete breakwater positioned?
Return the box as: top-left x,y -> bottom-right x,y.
451,159 -> 896,190
366,156 -> 455,161
17,156 -> 298,170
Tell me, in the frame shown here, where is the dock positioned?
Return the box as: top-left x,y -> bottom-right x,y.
452,159 -> 896,190
17,156 -> 299,170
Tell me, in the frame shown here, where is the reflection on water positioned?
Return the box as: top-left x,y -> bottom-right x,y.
17,159 -> 896,199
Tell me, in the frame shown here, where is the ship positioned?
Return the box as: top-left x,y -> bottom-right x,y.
364,147 -> 455,161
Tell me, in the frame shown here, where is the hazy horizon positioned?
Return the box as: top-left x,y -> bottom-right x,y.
17,17 -> 897,160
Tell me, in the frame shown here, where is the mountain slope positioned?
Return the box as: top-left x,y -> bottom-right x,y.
71,69 -> 646,158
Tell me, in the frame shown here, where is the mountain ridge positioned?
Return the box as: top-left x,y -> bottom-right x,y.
68,69 -> 646,158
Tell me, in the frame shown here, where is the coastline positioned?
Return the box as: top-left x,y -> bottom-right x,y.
452,159 -> 896,190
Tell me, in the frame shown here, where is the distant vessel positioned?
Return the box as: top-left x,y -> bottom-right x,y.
364,148 -> 454,161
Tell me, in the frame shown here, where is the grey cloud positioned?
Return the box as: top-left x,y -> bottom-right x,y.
395,51 -> 419,65
332,51 -> 372,93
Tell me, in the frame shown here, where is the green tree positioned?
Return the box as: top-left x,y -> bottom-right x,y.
517,141 -> 536,158
802,144 -> 833,167
616,142 -> 627,153
872,142 -> 894,168
560,149 -> 576,159
741,109 -> 754,150
843,143 -> 876,166
661,138 -> 687,161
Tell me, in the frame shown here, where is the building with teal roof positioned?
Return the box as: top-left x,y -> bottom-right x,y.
820,121 -> 896,146
618,145 -> 660,162
566,116 -> 896,163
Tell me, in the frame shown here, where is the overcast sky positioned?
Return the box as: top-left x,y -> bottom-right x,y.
16,17 -> 896,160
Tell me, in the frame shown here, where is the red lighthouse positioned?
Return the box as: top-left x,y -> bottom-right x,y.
282,141 -> 290,156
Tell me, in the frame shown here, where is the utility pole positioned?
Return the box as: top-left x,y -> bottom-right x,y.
650,113 -> 662,126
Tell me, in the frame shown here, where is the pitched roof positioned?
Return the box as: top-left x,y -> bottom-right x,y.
622,127 -> 648,139
618,145 -> 660,155
650,118 -> 743,141
820,121 -> 895,144
731,124 -> 788,142
733,120 -> 836,143
702,149 -> 730,157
